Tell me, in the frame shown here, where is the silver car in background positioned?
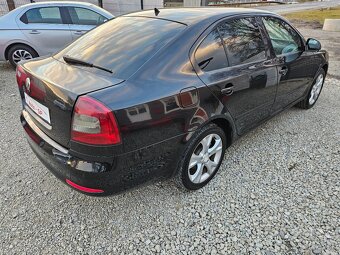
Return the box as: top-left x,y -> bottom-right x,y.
0,1 -> 114,67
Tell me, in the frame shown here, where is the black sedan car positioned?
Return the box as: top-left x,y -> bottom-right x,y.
17,8 -> 328,195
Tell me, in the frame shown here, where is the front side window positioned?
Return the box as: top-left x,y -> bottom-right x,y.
262,17 -> 303,56
195,28 -> 228,72
218,17 -> 266,66
22,7 -> 62,24
68,7 -> 106,25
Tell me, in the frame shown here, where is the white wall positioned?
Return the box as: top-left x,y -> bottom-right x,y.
183,0 -> 200,7
103,0 -> 139,15
144,0 -> 163,10
103,0 -> 164,16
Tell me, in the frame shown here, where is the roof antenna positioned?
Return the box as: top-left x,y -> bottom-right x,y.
154,8 -> 160,16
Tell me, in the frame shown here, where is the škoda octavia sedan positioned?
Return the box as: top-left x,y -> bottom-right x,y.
17,8 -> 328,195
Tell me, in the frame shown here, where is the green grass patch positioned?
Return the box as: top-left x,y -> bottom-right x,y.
283,6 -> 340,25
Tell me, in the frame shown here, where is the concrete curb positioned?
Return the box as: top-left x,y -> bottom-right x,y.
323,19 -> 340,31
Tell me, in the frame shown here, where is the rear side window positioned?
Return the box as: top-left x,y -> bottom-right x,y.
262,17 -> 303,56
55,17 -> 185,79
21,7 -> 62,24
195,28 -> 228,72
218,18 -> 266,66
67,7 -> 106,25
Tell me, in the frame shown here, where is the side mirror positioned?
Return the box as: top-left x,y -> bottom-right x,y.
307,38 -> 321,51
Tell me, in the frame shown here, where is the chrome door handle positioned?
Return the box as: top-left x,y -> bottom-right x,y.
74,31 -> 84,35
29,30 -> 40,34
221,86 -> 234,96
264,59 -> 275,67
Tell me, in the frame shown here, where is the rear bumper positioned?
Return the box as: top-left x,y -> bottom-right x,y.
21,112 -> 186,196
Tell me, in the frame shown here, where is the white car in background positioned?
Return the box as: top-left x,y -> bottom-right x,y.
0,1 -> 114,67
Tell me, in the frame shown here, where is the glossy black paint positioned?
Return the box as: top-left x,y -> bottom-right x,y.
18,8 -> 328,195
191,16 -> 278,135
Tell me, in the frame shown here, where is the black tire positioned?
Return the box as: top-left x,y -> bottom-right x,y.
174,123 -> 227,190
7,44 -> 38,68
296,69 -> 325,109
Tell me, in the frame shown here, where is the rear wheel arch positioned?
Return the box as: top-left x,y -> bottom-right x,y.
174,123 -> 227,190
5,43 -> 38,60
207,116 -> 236,148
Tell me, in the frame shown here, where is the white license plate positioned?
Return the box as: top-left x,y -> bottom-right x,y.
24,93 -> 51,124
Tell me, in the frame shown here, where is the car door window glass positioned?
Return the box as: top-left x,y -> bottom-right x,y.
262,17 -> 302,56
218,18 -> 266,66
195,28 -> 228,72
68,7 -> 106,25
24,7 -> 62,24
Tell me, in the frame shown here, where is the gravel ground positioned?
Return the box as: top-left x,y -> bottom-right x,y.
0,61 -> 339,254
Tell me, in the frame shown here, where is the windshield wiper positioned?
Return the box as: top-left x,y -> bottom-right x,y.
63,55 -> 113,74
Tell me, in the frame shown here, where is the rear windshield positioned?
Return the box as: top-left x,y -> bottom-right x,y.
55,17 -> 185,79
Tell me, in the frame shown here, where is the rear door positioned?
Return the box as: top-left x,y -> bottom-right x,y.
18,6 -> 73,56
65,6 -> 108,40
260,16 -> 318,111
193,17 -> 278,135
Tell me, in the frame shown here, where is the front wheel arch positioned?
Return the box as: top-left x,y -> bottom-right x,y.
296,68 -> 325,109
322,64 -> 328,75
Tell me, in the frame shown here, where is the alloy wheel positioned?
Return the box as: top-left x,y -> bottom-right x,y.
188,133 -> 223,184
309,73 -> 324,105
12,49 -> 33,63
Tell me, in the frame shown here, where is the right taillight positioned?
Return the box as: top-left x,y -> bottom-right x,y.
71,96 -> 121,145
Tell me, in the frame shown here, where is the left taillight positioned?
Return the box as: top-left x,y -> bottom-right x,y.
16,65 -> 28,89
71,95 -> 121,145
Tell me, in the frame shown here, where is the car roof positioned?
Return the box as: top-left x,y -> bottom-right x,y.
20,1 -> 95,7
5,1 -> 114,19
125,7 -> 273,26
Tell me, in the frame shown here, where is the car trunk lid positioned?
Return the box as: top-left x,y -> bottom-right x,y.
18,57 -> 124,148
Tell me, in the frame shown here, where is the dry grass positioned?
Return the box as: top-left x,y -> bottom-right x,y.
283,6 -> 340,25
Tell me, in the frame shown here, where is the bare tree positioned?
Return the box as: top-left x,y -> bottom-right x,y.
6,0 -> 15,11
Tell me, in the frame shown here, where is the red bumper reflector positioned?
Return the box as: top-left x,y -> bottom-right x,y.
66,179 -> 104,194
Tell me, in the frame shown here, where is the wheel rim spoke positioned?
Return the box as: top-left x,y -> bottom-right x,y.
191,163 -> 203,183
205,160 -> 217,174
208,137 -> 222,156
189,154 -> 200,169
201,135 -> 210,154
206,134 -> 213,149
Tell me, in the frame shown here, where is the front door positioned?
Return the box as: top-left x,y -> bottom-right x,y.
18,6 -> 73,56
260,16 -> 319,112
193,17 -> 278,135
